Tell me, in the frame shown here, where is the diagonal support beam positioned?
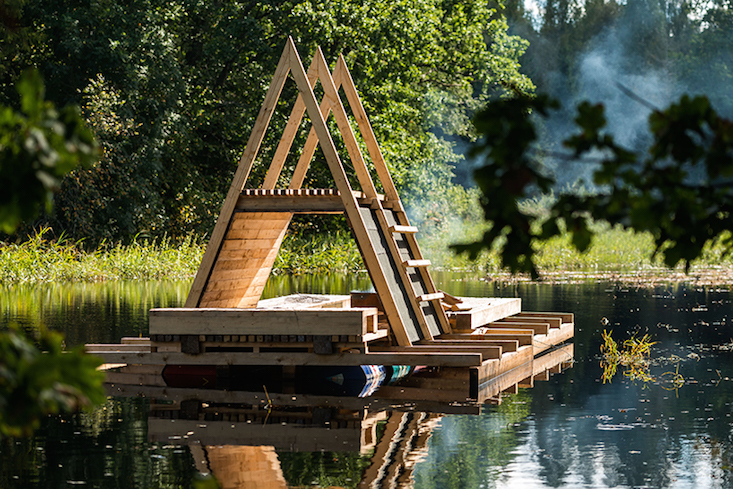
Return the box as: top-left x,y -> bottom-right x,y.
185,39 -> 294,308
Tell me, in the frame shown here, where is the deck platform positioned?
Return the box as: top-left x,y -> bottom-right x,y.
87,293 -> 574,398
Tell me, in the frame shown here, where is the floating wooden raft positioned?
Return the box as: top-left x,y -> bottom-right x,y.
86,38 -> 574,394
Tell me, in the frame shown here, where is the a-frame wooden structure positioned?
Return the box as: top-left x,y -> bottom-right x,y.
184,38 -> 450,346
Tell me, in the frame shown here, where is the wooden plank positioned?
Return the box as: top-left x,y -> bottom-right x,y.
216,247 -> 277,260
184,39 -> 294,308
440,291 -> 462,306
205,277 -> 271,292
228,213 -> 291,229
488,321 -> 550,335
368,345 -> 501,360
88,351 -> 484,367
149,308 -> 375,336
417,292 -> 444,302
497,316 -> 562,329
423,338 -> 520,352
518,311 -> 575,324
449,298 -> 523,330
85,344 -> 151,353
199,287 -> 253,304
440,332 -> 533,347
235,194 -> 345,212
205,268 -> 266,281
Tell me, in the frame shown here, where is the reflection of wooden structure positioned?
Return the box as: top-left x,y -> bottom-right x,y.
109,346 -> 572,488
86,37 -> 574,394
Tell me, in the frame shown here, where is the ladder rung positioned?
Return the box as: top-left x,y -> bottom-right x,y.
390,225 -> 418,234
417,292 -> 444,303
403,259 -> 431,268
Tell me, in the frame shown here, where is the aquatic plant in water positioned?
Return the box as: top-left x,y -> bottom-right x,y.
600,329 -> 657,384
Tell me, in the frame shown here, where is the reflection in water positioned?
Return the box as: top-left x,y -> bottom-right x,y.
2,276 -> 733,487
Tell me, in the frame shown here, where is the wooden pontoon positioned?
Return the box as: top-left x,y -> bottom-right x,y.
87,38 -> 574,396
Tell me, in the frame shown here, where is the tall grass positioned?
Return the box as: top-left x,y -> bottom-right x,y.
417,197 -> 733,281
273,231 -> 363,274
4,210 -> 733,285
0,229 -> 204,284
0,228 -> 363,284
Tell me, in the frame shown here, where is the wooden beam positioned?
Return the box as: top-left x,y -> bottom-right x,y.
518,311 -> 575,324
449,297 -> 522,330
497,316 -> 562,329
236,193 -> 345,212
88,350 -> 484,367
286,41 -> 415,347
149,308 -> 377,336
184,39 -> 294,308
488,321 -> 550,335
262,51 -> 321,189
417,292 -> 444,302
367,344 -> 501,360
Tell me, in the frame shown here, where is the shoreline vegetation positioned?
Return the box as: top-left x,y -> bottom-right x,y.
2,223 -> 733,287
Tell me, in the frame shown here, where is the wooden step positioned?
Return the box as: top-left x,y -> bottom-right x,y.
389,225 -> 418,234
417,292 -> 444,302
403,259 -> 431,268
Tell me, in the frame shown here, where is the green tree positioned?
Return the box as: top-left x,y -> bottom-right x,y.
5,0 -> 533,243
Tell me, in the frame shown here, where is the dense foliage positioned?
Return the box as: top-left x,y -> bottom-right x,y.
0,326 -> 106,437
0,70 -> 97,234
1,0 -> 532,244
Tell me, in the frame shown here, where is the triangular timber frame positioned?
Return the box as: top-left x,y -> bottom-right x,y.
184,37 -> 451,346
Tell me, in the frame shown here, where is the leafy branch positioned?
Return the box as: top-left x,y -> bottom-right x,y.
453,90 -> 733,278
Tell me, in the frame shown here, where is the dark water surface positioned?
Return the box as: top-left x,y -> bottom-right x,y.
1,272 -> 733,488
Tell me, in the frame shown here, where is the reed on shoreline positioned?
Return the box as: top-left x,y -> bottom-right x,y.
3,223 -> 733,285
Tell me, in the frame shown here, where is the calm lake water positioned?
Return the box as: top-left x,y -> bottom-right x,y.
2,272 -> 733,488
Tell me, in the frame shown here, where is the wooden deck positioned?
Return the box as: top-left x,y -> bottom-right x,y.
88,293 -> 574,397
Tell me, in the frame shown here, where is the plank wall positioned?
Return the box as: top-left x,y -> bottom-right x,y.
199,211 -> 290,308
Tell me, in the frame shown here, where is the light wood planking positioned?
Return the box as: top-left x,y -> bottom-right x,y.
150,307 -> 377,336
184,39 -> 294,308
449,297 -> 523,330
